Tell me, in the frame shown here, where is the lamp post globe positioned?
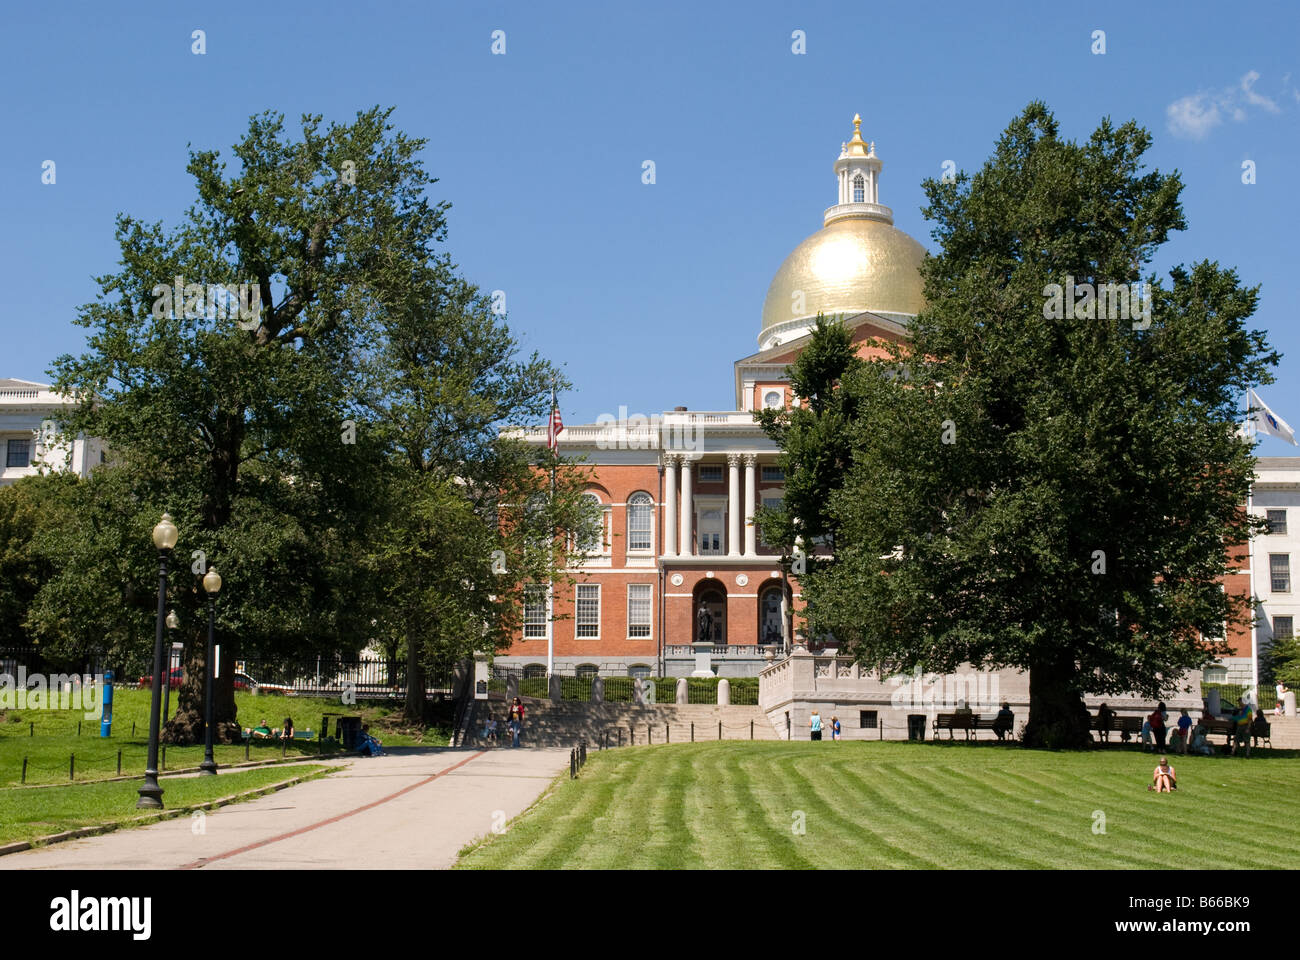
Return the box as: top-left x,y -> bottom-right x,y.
200,565 -> 222,776
138,513 -> 177,809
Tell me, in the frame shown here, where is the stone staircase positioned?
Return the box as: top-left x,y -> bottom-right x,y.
463,698 -> 780,748
1262,715 -> 1300,749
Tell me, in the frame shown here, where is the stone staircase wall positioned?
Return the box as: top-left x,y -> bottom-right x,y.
464,698 -> 780,747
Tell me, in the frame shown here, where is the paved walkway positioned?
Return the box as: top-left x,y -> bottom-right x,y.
1,747 -> 570,870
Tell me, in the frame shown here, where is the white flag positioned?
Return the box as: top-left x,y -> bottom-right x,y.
1247,388 -> 1297,445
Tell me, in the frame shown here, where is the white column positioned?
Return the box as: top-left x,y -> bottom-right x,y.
744,455 -> 758,556
679,457 -> 694,556
663,455 -> 678,556
727,454 -> 741,556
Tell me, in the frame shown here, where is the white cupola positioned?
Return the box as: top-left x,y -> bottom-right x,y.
826,114 -> 893,227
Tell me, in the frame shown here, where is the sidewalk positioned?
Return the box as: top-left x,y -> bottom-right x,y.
0,747 -> 570,870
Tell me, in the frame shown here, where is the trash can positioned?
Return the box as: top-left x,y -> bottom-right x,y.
336,716 -> 362,750
908,714 -> 926,741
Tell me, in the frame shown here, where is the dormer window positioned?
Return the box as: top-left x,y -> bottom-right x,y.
853,174 -> 865,203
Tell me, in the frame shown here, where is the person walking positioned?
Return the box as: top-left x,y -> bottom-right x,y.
809,709 -> 823,741
830,715 -> 841,741
508,697 -> 526,748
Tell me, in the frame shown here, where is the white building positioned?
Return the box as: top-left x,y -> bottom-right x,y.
1242,457 -> 1300,686
0,379 -> 106,487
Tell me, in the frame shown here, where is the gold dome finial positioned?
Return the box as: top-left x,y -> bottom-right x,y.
845,113 -> 868,156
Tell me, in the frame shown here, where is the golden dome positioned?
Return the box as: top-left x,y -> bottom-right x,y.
759,216 -> 927,344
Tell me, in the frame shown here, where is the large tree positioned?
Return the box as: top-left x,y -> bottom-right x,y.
363,263 -> 599,721
760,103 -> 1276,748
48,107 -> 443,743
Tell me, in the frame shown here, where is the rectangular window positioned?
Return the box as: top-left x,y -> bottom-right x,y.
860,710 -> 877,729
628,584 -> 652,638
1271,554 -> 1291,593
1275,616 -> 1294,639
698,465 -> 723,483
6,439 -> 31,468
576,584 -> 600,638
523,587 -> 549,638
1268,509 -> 1287,535
761,466 -> 784,483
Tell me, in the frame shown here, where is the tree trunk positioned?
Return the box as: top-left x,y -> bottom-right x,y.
404,624 -> 425,723
162,626 -> 239,745
1021,654 -> 1093,749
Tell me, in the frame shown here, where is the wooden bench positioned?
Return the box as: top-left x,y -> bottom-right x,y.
1092,714 -> 1142,742
972,716 -> 1016,741
934,713 -> 974,740
1199,716 -> 1270,748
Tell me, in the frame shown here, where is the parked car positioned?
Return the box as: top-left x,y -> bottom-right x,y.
138,667 -> 183,689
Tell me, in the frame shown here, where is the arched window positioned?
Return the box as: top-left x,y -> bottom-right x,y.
628,664 -> 651,679
576,664 -> 599,679
627,492 -> 653,552
759,585 -> 786,646
523,663 -> 546,679
853,174 -> 865,203
577,492 -> 606,553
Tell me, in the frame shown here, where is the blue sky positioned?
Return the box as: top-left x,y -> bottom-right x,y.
2,0 -> 1297,451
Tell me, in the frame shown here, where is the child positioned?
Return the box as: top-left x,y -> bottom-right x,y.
830,716 -> 841,741
1140,717 -> 1153,751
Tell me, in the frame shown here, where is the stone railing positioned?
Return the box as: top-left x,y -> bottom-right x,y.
665,644 -> 781,658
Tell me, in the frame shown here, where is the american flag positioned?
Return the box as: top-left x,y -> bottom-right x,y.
546,390 -> 564,451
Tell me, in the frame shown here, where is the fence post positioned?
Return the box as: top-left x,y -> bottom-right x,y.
666,722 -> 670,743
619,728 -> 623,747
78,721 -> 81,737
751,720 -> 754,740
22,757 -> 27,784
691,722 -> 694,742
117,750 -> 122,776
69,753 -> 74,780
647,724 -> 651,744
30,721 -> 33,737
245,739 -> 250,761
718,720 -> 722,741
282,738 -> 287,759
132,721 -> 135,736
629,725 -> 633,746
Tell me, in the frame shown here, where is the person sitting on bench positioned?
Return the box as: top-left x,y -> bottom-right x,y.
993,702 -> 1014,740
1149,756 -> 1176,793
279,717 -> 294,741
248,719 -> 273,739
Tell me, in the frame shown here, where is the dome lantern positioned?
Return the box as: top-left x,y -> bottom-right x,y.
829,113 -> 889,225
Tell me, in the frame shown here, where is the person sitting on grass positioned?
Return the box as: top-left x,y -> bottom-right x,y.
357,723 -> 384,757
1149,756 -> 1177,792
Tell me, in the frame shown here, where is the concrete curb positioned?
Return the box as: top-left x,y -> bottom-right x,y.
0,766 -> 336,859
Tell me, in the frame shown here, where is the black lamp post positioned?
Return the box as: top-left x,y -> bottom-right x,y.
199,565 -> 222,775
163,609 -> 179,725
137,512 -> 177,809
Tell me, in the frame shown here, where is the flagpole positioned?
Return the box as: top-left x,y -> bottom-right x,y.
1246,389 -> 1259,708
548,376 -> 557,679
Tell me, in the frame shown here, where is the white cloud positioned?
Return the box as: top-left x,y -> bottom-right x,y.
1166,70 -> 1287,140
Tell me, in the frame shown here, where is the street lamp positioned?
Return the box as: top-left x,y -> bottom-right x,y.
163,609 -> 179,725
199,565 -> 222,776
137,512 -> 178,809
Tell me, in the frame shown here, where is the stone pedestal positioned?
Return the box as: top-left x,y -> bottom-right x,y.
1285,690 -> 1296,718
718,678 -> 730,707
548,674 -> 562,702
634,678 -> 646,705
676,678 -> 688,704
473,652 -> 489,700
691,640 -> 715,678
590,676 -> 604,703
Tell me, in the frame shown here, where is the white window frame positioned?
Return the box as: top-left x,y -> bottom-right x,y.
1274,615 -> 1294,640
853,174 -> 865,203
1271,553 -> 1290,593
576,583 -> 601,639
627,583 -> 653,639
1268,509 -> 1287,535
627,492 -> 654,554
522,585 -> 551,639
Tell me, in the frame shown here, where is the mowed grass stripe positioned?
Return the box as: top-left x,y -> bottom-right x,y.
874,761 -> 1052,868
795,754 -> 931,869
925,763 -> 1155,870
728,748 -> 813,868
455,743 -> 1300,869
987,767 -> 1249,868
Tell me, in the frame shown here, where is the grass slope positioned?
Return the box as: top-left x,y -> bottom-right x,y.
456,741 -> 1300,869
0,764 -> 332,846
0,688 -> 448,786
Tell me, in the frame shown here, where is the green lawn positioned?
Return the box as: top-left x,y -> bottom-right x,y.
0,764 -> 332,846
0,687 -> 449,786
456,741 -> 1300,869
